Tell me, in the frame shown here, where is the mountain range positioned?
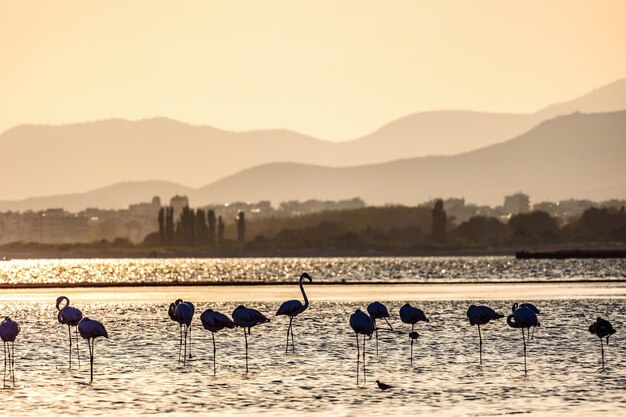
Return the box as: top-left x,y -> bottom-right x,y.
0,79 -> 625,210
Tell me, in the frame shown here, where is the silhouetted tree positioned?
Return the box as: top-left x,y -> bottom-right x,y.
456,216 -> 508,246
207,209 -> 216,247
508,211 -> 560,245
166,207 -> 175,244
431,199 -> 447,242
179,205 -> 196,245
217,215 -> 225,246
158,207 -> 165,245
236,211 -> 246,244
195,209 -> 208,245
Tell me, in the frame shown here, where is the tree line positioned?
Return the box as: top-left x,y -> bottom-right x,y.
156,205 -> 245,247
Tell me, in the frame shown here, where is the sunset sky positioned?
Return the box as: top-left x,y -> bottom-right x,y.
2,0 -> 625,140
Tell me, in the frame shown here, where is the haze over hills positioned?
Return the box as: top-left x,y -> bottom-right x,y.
1,79 -> 626,201
1,111 -> 625,211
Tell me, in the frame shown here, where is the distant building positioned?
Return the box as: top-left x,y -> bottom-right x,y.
169,195 -> 189,220
503,193 -> 531,215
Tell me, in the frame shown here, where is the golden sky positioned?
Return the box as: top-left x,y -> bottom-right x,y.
1,0 -> 625,140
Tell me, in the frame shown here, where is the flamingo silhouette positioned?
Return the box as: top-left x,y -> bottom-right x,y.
200,308 -> 235,375
77,317 -> 108,383
349,309 -> 374,384
399,303 -> 429,365
589,317 -> 616,368
56,296 -> 83,369
169,299 -> 195,364
232,305 -> 269,373
0,317 -> 20,387
367,301 -> 393,357
507,304 -> 539,375
513,302 -> 541,339
276,272 -> 312,353
466,305 -> 504,364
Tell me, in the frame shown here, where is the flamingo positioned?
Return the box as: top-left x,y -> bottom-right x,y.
507,305 -> 539,375
276,272 -> 312,353
77,317 -> 108,383
466,305 -> 504,364
200,308 -> 235,375
349,309 -> 374,384
367,301 -> 393,357
169,299 -> 195,364
56,296 -> 83,369
512,302 -> 541,339
232,305 -> 270,373
399,303 -> 429,365
589,317 -> 616,368
0,317 -> 20,387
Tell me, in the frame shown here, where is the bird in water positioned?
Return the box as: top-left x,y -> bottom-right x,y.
276,272 -> 312,353
367,301 -> 393,357
375,380 -> 393,391
56,296 -> 83,369
466,305 -> 504,364
0,317 -> 20,387
349,309 -> 375,385
77,317 -> 108,383
168,299 -> 195,364
399,303 -> 429,365
513,302 -> 541,339
232,305 -> 270,373
507,304 -> 540,375
589,317 -> 616,369
200,308 -> 235,375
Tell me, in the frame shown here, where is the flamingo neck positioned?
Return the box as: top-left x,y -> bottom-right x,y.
299,276 -> 309,311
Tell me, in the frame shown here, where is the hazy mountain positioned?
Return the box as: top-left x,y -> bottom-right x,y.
0,181 -> 193,212
193,111 -> 626,206
1,79 -> 625,201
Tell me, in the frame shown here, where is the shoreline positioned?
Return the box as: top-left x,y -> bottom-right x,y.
2,281 -> 626,303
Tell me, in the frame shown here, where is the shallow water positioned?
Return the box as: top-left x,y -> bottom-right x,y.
1,256 -> 625,285
0,297 -> 624,416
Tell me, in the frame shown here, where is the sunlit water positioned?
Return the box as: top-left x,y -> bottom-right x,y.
0,258 -> 624,415
1,257 -> 625,285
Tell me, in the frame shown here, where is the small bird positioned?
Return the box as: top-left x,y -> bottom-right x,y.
589,317 -> 616,368
232,305 -> 270,373
77,317 -> 108,383
399,303 -> 429,365
507,305 -> 540,375
349,309 -> 375,384
0,317 -> 20,387
200,308 -> 235,375
375,380 -> 393,391
367,301 -> 393,357
56,296 -> 83,369
467,305 -> 504,364
276,272 -> 312,353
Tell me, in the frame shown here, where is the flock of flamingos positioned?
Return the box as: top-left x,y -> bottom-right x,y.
0,272 -> 618,388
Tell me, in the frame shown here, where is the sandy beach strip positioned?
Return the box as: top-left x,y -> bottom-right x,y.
1,282 -> 625,303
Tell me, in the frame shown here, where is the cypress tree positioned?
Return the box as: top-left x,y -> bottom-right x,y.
236,210 -> 246,244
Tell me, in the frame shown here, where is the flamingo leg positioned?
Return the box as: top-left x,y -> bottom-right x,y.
89,338 -> 95,383
600,338 -> 605,368
187,325 -> 191,359
75,326 -> 81,369
68,325 -> 72,369
478,325 -> 483,365
410,323 -> 414,366
291,320 -> 295,353
355,332 -> 360,385
11,341 -> 15,386
3,341 -> 6,387
212,332 -> 216,376
244,328 -> 249,373
522,329 -> 527,376
178,324 -> 183,363
286,317 -> 292,354
531,326 -> 535,340
374,319 -> 379,357
183,326 -> 188,365
362,334 -> 366,384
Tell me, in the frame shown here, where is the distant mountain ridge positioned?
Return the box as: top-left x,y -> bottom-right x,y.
1,79 -> 625,201
1,111 -> 625,211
